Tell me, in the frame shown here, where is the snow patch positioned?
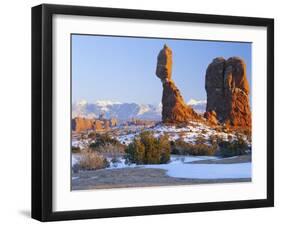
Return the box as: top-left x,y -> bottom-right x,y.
144,162 -> 251,179
72,154 -> 251,179
137,104 -> 150,115
187,99 -> 207,106
95,100 -> 122,106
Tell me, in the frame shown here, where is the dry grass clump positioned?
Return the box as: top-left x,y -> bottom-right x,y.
79,150 -> 109,170
94,143 -> 125,154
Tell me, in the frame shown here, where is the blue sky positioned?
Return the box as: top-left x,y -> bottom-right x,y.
72,34 -> 251,105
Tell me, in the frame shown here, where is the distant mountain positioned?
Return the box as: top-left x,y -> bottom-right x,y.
187,99 -> 207,114
72,100 -> 162,120
72,99 -> 206,120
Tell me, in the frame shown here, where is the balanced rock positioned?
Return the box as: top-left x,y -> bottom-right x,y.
205,57 -> 251,128
156,44 -> 173,82
156,44 -> 199,123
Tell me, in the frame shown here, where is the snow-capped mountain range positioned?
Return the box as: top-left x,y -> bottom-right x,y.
186,99 -> 207,114
72,99 -> 206,120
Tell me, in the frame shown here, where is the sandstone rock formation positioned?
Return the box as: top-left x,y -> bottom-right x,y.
205,57 -> 251,128
93,120 -> 103,131
72,117 -> 94,132
203,110 -> 218,125
156,44 -> 199,123
110,118 -> 118,127
72,117 -> 118,132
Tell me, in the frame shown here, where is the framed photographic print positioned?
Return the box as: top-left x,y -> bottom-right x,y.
32,4 -> 274,221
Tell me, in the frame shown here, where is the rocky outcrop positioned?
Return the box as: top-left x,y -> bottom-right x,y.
205,57 -> 251,128
93,120 -> 103,131
156,44 -> 199,123
72,117 -> 94,132
203,110 -> 218,125
156,44 -> 173,82
72,117 -> 118,132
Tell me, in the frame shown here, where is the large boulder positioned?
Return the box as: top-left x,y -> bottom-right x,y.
156,44 -> 173,82
205,57 -> 251,128
156,44 -> 199,123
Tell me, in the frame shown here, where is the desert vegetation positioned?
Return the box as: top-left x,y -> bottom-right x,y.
218,136 -> 249,157
171,139 -> 217,156
72,125 -> 251,172
125,131 -> 170,164
89,133 -> 126,156
79,149 -> 109,170
169,132 -> 250,157
71,146 -> 80,153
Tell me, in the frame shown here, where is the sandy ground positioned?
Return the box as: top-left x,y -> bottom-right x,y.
72,155 -> 251,190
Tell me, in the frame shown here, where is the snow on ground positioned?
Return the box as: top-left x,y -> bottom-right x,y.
72,154 -> 251,179
72,139 -> 91,149
116,133 -> 136,146
107,157 -> 136,169
168,155 -> 218,163
72,154 -> 81,166
144,162 -> 251,179
142,155 -> 251,179
73,120 -> 250,150
114,121 -> 247,146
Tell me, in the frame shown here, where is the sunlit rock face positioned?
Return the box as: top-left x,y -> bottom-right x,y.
205,57 -> 251,128
156,44 -> 199,123
72,117 -> 94,132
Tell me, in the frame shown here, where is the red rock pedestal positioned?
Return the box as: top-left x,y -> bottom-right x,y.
156,44 -> 199,123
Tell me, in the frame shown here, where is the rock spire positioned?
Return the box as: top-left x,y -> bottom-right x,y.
156,44 -> 199,123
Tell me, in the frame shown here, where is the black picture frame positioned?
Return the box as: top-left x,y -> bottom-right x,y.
32,3 -> 274,222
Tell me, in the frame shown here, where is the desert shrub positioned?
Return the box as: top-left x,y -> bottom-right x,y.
171,139 -> 217,156
125,131 -> 170,164
218,136 -> 249,157
209,134 -> 224,145
214,127 -> 222,133
209,135 -> 217,145
71,146 -> 80,153
159,134 -> 171,163
80,134 -> 87,139
79,150 -> 109,170
90,133 -> 120,147
244,129 -> 252,143
227,134 -> 233,141
94,143 -> 125,154
178,131 -> 186,139
126,138 -> 145,164
88,131 -> 97,139
89,133 -> 125,153
195,135 -> 206,144
111,156 -> 121,164
201,129 -> 208,134
235,129 -> 252,143
176,123 -> 187,129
